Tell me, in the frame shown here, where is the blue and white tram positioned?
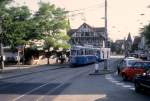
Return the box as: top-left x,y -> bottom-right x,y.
69,45 -> 110,66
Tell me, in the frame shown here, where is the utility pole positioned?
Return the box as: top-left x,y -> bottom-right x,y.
105,0 -> 108,43
0,17 -> 4,70
104,0 -> 108,70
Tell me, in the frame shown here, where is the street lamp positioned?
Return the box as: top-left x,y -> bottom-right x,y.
0,16 -> 4,70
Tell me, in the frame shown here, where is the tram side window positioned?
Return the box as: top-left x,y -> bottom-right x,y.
96,51 -> 100,56
81,50 -> 84,55
89,50 -> 92,55
77,50 -> 82,55
85,50 -> 88,55
77,50 -> 79,55
71,50 -> 77,56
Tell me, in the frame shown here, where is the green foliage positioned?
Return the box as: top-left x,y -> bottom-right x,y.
34,3 -> 69,36
0,3 -> 42,48
0,1 -> 70,51
1,6 -> 32,48
35,3 -> 70,51
44,36 -> 55,49
141,24 -> 150,44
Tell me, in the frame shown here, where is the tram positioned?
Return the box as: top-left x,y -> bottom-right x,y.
69,45 -> 110,66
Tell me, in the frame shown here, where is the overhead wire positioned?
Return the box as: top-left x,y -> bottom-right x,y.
67,2 -> 105,21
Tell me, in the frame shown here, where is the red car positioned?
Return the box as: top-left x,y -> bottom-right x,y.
121,61 -> 150,81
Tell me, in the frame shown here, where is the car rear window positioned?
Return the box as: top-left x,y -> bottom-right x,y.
128,60 -> 139,66
143,62 -> 150,68
133,62 -> 143,67
132,62 -> 150,68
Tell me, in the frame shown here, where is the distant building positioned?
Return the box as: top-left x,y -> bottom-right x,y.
132,36 -> 141,51
138,35 -> 145,50
115,39 -> 125,54
67,23 -> 105,48
125,33 -> 132,50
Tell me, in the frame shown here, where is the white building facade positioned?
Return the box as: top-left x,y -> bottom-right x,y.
68,23 -> 105,48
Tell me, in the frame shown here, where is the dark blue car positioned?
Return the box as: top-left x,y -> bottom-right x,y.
134,69 -> 150,93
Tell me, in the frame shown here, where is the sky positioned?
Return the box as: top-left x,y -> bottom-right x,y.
13,0 -> 150,41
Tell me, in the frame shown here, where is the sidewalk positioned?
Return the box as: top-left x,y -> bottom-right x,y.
0,64 -> 69,80
89,59 -> 120,75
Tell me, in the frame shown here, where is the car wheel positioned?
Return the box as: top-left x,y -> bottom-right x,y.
135,82 -> 141,93
122,74 -> 128,81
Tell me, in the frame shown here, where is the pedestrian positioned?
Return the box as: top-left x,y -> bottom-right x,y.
94,56 -> 99,73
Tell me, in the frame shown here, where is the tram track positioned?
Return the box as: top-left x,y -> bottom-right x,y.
0,65 -> 73,90
11,65 -> 93,101
0,65 -> 67,81
0,67 -> 71,90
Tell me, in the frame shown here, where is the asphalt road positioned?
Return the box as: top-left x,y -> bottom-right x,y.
0,58 -> 149,101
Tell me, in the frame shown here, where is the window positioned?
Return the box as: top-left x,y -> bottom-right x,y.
127,60 -> 138,67
71,50 -> 76,56
85,32 -> 89,36
122,61 -> 126,67
133,62 -> 143,69
81,33 -> 84,36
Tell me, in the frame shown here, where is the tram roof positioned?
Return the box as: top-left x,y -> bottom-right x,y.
71,45 -> 101,50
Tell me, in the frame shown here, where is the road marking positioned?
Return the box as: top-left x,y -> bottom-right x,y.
12,81 -> 52,101
105,74 -> 134,91
36,69 -> 90,101
11,70 -> 71,101
12,67 -> 91,101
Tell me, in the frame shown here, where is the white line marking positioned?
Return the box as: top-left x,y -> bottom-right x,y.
105,74 -> 134,90
115,82 -> 124,86
36,80 -> 66,101
122,85 -> 132,88
12,81 -> 51,101
129,87 -> 135,90
36,70 -> 89,101
12,68 -> 90,101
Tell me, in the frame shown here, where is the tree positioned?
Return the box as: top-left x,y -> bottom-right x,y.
141,24 -> 150,45
34,3 -> 70,64
44,37 -> 55,64
0,1 -> 70,64
1,6 -> 33,48
34,3 -> 69,36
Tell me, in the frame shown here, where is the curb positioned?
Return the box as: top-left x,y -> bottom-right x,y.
89,69 -> 115,75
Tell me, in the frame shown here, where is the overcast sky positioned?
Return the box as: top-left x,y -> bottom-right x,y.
14,0 -> 150,41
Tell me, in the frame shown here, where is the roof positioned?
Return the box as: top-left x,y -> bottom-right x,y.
67,23 -> 105,37
115,40 -> 124,44
124,57 -> 141,60
127,33 -> 132,43
135,61 -> 150,63
67,29 -> 77,36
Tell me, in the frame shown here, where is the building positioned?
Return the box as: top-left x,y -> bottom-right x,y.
114,39 -> 125,54
132,36 -> 141,51
67,23 -> 105,48
125,33 -> 132,51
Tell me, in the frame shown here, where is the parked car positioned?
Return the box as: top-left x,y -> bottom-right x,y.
134,69 -> 150,93
128,53 -> 139,58
139,53 -> 147,60
121,61 -> 150,81
117,57 -> 141,75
